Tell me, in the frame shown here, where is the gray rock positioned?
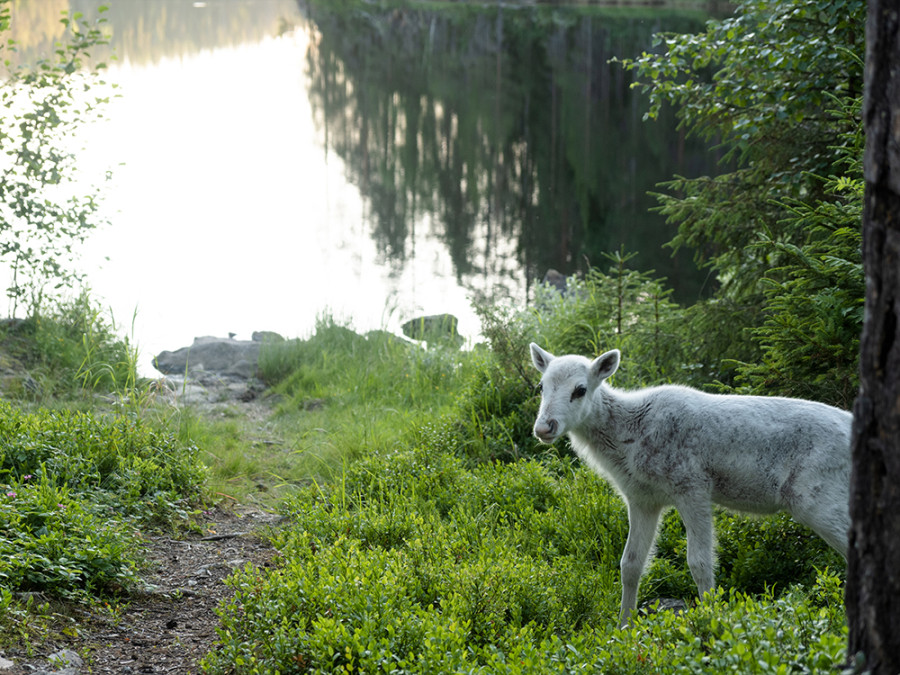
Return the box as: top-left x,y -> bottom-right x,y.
542,268 -> 568,293
252,331 -> 284,343
227,358 -> 257,379
0,656 -> 14,670
159,374 -> 263,407
49,649 -> 83,668
401,314 -> 462,347
161,377 -> 216,405
154,336 -> 261,378
41,649 -> 83,674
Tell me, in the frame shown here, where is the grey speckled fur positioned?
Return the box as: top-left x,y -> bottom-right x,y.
530,344 -> 851,627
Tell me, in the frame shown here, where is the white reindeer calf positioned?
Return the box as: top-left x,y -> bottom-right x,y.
530,344 -> 851,626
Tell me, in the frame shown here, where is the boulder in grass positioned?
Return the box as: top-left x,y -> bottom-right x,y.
400,314 -> 463,347
154,336 -> 261,378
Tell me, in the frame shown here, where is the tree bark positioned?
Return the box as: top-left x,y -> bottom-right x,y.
846,1 -> 900,672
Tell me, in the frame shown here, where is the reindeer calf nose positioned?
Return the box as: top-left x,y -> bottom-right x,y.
535,419 -> 558,442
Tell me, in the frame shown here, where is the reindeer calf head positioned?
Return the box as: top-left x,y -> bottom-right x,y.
530,343 -> 620,443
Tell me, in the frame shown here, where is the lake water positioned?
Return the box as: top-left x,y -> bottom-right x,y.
5,0 -> 719,374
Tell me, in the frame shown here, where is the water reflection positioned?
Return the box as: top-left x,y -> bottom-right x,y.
8,0 -> 298,66
4,0 -> 721,370
303,2 -> 719,303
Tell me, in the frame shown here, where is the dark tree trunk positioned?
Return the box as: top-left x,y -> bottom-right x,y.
846,1 -> 900,672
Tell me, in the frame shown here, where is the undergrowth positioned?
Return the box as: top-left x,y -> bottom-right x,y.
0,292 -> 138,402
253,317 -> 479,486
0,399 -> 206,646
0,281 -> 850,670
203,445 -> 846,673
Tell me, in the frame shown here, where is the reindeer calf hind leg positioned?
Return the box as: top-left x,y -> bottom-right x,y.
678,498 -> 716,601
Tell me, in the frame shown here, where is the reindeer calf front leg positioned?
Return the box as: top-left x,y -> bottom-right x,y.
618,502 -> 663,627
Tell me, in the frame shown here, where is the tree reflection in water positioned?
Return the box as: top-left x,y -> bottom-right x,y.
303,2 -> 721,304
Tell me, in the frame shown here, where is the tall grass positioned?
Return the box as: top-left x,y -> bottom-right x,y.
252,317 -> 479,485
0,291 -> 139,404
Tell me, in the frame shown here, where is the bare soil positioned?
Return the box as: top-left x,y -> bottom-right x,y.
3,503 -> 280,674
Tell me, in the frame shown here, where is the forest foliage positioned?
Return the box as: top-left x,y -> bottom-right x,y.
618,0 -> 864,407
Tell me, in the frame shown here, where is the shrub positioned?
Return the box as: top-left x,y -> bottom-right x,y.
615,572 -> 847,674
0,401 -> 206,528
450,255 -> 694,465
202,448 -> 628,672
714,512 -> 844,593
205,433 -> 848,673
205,532 -> 617,673
523,252 -> 688,388
0,2 -> 114,315
0,400 -> 206,604
421,364 -> 542,465
642,509 -> 844,605
205,496 -> 847,675
0,472 -> 141,596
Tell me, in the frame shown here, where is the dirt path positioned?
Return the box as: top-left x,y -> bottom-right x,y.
3,505 -> 280,674
0,335 -> 285,674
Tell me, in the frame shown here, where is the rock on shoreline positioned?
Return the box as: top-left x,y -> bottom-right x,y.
150,316 -> 461,407
152,333 -> 281,407
154,332 -> 284,380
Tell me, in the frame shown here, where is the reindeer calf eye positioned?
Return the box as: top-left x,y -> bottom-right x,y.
571,385 -> 587,400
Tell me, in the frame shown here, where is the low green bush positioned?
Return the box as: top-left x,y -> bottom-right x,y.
437,255 -> 705,468
612,573 -> 847,675
642,509 -> 844,603
714,512 -> 844,592
0,401 -> 206,527
205,530 -> 617,673
202,448 -> 624,672
439,362 -> 543,464
485,253 -> 691,391
0,472 -> 140,596
0,401 -> 206,603
203,435 -> 847,673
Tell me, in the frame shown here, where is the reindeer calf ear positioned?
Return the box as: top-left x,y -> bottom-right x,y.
591,349 -> 620,381
530,343 -> 555,373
